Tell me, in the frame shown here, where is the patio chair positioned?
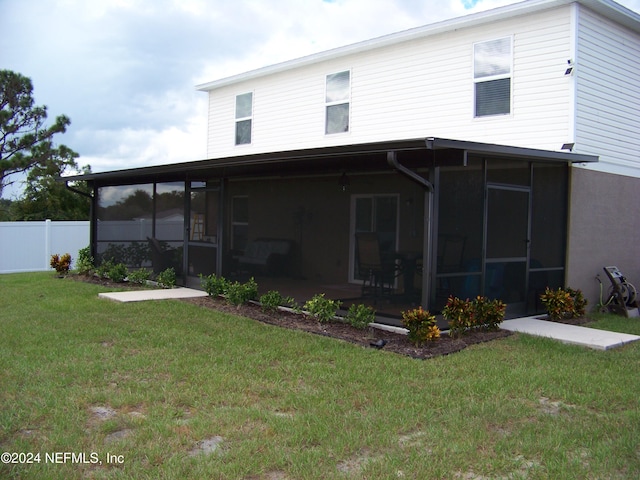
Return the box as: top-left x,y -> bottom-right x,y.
438,234 -> 466,273
355,232 -> 396,302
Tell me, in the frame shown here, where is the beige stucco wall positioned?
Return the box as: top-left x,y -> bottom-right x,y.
566,167 -> 640,310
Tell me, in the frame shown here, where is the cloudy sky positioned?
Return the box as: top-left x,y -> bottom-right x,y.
1,0 -> 639,198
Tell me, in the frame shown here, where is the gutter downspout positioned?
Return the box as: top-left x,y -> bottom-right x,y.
387,151 -> 434,310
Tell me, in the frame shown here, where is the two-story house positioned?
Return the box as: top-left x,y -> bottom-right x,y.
67,0 -> 640,320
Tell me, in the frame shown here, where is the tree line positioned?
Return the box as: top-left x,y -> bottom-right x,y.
0,69 -> 90,221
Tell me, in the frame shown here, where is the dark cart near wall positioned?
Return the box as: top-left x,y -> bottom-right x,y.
602,266 -> 640,318
147,237 -> 183,275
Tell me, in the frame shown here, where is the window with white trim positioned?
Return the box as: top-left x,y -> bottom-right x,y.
235,92 -> 253,145
325,70 -> 350,134
473,37 -> 512,117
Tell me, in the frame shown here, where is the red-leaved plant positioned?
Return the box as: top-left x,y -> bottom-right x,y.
442,295 -> 506,337
401,306 -> 440,345
50,253 -> 72,275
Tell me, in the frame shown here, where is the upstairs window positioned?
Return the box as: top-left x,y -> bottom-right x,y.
235,92 -> 253,145
474,37 -> 511,117
325,70 -> 350,134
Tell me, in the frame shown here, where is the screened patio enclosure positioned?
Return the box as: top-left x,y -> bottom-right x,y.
74,138 -> 596,320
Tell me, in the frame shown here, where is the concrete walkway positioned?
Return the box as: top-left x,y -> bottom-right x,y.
501,316 -> 640,350
98,287 -> 208,302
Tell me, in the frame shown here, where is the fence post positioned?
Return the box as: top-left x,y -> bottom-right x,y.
45,219 -> 52,271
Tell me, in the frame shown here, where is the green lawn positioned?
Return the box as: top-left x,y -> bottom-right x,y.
1,272 -> 639,479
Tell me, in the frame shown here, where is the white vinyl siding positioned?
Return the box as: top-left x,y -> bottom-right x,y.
575,5 -> 640,177
205,6 -> 577,158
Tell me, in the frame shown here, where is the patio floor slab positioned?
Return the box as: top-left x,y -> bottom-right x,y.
99,287 -> 208,302
501,316 -> 640,350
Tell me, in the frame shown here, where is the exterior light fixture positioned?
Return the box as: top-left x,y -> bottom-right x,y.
564,59 -> 574,76
561,143 -> 575,151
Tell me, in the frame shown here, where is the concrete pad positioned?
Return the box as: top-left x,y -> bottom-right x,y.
501,317 -> 640,350
99,287 -> 208,303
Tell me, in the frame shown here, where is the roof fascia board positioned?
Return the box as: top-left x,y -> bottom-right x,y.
426,137 -> 599,163
59,139 -> 429,183
60,137 -> 599,186
196,0 -> 639,92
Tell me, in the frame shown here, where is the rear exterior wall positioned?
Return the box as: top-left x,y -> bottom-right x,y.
566,167 -> 640,309
575,4 -> 640,177
205,5 -> 575,158
565,4 -> 640,309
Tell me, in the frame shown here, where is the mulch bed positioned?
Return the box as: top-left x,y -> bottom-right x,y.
545,316 -> 592,326
180,296 -> 513,360
72,274 -> 151,289
72,274 -> 592,360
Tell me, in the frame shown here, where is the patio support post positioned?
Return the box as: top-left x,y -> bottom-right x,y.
387,151 -> 435,310
182,178 -> 190,283
422,184 -> 434,310
217,178 -> 226,277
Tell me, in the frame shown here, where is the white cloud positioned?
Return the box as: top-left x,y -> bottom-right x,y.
75,97 -> 208,172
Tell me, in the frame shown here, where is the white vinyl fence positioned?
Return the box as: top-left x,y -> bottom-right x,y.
0,220 -> 90,274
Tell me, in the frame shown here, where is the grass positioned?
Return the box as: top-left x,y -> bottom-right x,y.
1,272 -> 639,479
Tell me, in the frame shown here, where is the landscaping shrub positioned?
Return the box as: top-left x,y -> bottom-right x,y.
442,296 -> 474,338
345,304 -> 376,330
107,262 -> 128,283
128,268 -> 151,285
50,253 -> 72,275
401,307 -> 440,345
303,294 -> 342,323
567,287 -> 587,317
225,277 -> 258,306
156,267 -> 176,289
540,287 -> 587,320
199,274 -> 259,306
200,273 -> 230,297
259,290 -> 297,313
95,258 -> 115,279
76,246 -> 94,275
472,296 -> 506,331
443,295 -> 506,336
